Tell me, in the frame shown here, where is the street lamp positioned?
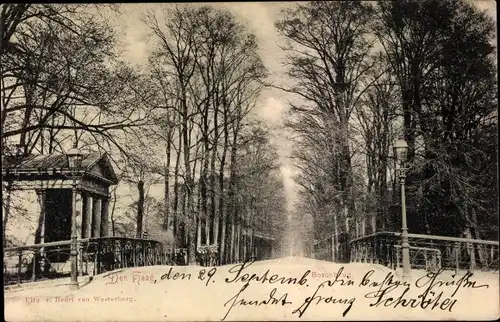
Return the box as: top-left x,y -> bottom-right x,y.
67,144 -> 83,290
393,138 -> 411,281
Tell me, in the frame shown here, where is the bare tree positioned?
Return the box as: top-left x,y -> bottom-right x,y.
352,55 -> 399,233
375,0 -> 497,237
1,4 -> 151,158
276,1 -> 374,260
144,4 -> 277,265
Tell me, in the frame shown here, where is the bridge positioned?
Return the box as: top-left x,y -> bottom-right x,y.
4,256 -> 499,321
315,231 -> 498,273
4,230 -> 498,287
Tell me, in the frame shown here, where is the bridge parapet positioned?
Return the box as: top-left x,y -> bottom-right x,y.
3,237 -> 176,286
350,231 -> 499,272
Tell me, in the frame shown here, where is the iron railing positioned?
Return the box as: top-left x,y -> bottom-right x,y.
3,238 -> 223,286
3,237 -> 175,286
350,231 -> 499,272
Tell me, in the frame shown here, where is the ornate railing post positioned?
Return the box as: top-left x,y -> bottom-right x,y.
31,251 -> 37,282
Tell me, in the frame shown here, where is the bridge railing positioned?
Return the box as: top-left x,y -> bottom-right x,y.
3,237 -> 175,286
350,231 -> 499,272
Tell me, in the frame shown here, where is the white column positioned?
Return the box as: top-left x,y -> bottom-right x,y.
100,197 -> 110,237
83,193 -> 93,238
92,197 -> 102,238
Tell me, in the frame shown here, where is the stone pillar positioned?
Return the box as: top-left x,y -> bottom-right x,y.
83,193 -> 93,238
100,197 -> 110,237
92,196 -> 102,238
75,191 -> 83,238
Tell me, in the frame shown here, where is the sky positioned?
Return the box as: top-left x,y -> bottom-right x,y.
111,1 -> 497,216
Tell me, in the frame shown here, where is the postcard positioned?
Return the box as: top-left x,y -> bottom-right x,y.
2,1 -> 498,321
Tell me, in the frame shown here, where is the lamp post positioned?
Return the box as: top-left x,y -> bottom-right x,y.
67,144 -> 83,290
393,138 -> 411,281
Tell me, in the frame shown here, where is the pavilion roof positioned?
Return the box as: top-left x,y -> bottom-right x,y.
2,151 -> 119,185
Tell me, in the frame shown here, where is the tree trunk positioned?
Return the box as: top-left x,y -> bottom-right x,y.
182,96 -> 196,265
471,208 -> 485,265
210,169 -> 218,247
202,108 -> 210,245
111,188 -> 117,236
227,100 -> 241,263
210,107 -> 219,247
218,108 -> 229,264
196,162 -> 203,249
173,127 -> 182,249
164,130 -> 172,230
2,182 -> 12,247
136,180 -> 145,238
333,208 -> 339,262
196,186 -> 202,248
230,222 -> 235,263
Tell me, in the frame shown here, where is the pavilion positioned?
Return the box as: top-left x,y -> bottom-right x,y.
2,151 -> 119,247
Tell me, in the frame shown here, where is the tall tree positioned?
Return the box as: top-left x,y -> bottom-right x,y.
144,4 -> 268,265
1,4 -> 150,158
375,0 -> 497,236
276,0 -> 374,259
